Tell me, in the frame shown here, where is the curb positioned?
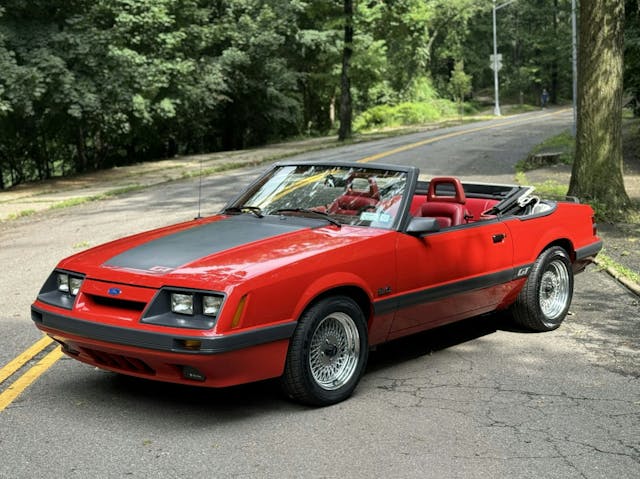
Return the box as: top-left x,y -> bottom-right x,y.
594,259 -> 640,297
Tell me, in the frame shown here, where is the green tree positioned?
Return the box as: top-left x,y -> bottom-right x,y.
569,0 -> 630,210
293,1 -> 342,133
448,60 -> 472,114
213,1 -> 306,148
463,0 -> 574,104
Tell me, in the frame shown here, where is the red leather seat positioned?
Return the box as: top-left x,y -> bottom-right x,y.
420,202 -> 465,228
420,177 -> 469,228
328,177 -> 380,215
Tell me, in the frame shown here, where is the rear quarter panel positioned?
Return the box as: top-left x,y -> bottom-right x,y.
503,202 -> 598,266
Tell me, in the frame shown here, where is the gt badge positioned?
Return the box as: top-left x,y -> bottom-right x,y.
516,267 -> 531,277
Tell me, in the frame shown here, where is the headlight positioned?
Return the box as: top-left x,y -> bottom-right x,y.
38,270 -> 85,310
69,277 -> 83,296
203,295 -> 223,317
143,289 -> 226,329
171,293 -> 194,315
57,273 -> 83,296
57,273 -> 70,293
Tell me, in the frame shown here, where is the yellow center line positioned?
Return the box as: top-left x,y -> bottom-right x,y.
0,335 -> 53,385
0,346 -> 63,412
357,109 -> 571,164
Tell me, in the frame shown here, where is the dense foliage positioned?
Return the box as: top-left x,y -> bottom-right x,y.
0,0 -> 637,189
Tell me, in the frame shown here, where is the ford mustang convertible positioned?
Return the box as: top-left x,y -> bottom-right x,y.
31,162 -> 602,406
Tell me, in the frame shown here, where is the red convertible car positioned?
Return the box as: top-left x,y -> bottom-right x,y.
31,162 -> 602,405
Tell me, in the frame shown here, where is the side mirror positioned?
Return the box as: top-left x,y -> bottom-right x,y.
406,217 -> 440,236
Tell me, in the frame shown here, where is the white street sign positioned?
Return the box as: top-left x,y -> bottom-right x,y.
490,54 -> 503,71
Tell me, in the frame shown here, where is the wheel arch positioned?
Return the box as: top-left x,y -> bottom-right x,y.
539,238 -> 575,262
304,286 -> 372,323
292,275 -> 374,331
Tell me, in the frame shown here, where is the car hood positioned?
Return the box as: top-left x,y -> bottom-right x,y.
57,215 -> 390,290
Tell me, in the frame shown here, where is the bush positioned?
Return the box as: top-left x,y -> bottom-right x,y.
354,99 -> 465,131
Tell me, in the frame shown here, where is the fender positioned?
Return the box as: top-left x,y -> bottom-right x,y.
292,271 -> 375,323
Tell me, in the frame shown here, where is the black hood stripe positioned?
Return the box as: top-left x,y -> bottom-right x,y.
104,216 -> 308,272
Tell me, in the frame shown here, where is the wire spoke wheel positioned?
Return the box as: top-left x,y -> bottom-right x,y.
511,246 -> 574,332
281,296 -> 368,406
308,312 -> 360,391
538,259 -> 571,320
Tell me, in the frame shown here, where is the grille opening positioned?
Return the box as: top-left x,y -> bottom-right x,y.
87,294 -> 146,312
81,347 -> 155,375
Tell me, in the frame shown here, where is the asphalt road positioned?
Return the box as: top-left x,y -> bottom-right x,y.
1,109 -> 638,478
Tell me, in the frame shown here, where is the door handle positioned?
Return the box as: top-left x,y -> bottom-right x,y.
492,233 -> 506,243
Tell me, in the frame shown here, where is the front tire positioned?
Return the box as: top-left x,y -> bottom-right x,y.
281,296 -> 368,406
511,246 -> 574,332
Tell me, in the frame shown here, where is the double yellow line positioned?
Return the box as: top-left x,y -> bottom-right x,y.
0,108 -> 570,412
0,335 -> 63,412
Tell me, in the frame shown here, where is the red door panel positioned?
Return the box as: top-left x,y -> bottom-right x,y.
390,221 -> 514,337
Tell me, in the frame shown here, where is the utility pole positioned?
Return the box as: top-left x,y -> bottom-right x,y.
492,0 -> 518,116
492,1 -> 501,116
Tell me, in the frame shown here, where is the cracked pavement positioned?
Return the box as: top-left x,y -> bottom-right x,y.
362,272 -> 639,478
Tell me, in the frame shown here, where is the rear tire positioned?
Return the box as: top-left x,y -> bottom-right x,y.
281,296 -> 368,406
511,246 -> 574,332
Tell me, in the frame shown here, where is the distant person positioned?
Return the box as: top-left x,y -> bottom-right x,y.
541,88 -> 549,109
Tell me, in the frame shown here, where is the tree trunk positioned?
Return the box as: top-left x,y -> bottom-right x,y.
568,0 -> 630,209
338,0 -> 353,141
75,125 -> 88,173
0,151 -> 5,190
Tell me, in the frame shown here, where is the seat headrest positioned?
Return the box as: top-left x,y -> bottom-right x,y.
427,177 -> 466,204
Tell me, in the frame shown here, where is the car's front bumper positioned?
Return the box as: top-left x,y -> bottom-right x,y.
31,304 -> 296,387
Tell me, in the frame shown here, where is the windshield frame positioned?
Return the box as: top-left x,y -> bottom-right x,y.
223,161 -> 419,231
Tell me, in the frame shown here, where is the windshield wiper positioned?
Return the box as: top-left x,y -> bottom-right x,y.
224,205 -> 264,218
274,208 -> 341,228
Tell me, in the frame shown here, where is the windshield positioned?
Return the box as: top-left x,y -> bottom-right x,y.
231,164 -> 409,229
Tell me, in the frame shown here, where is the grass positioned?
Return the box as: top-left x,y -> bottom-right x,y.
531,130 -> 574,154
180,161 -> 259,180
502,104 -> 539,114
515,171 -> 568,197
354,100 -> 480,132
516,130 -> 574,173
6,209 -> 36,220
48,185 -> 146,210
597,253 -> 640,285
49,197 -> 92,209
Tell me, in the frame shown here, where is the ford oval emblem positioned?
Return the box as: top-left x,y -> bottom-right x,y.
108,288 -> 122,296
